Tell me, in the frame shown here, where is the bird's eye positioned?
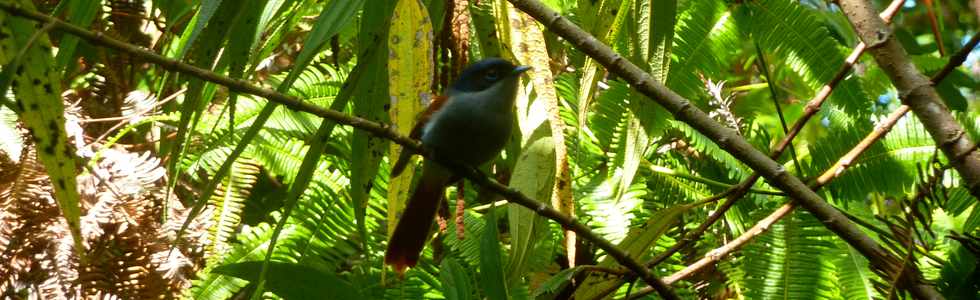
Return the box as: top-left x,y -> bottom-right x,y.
484,70 -> 500,81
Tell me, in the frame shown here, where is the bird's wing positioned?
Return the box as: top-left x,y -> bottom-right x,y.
391,95 -> 450,177
408,94 -> 450,139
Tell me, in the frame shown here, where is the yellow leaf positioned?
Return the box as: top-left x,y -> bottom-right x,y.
386,0 -> 433,236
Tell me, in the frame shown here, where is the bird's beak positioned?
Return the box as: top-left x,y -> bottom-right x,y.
512,65 -> 532,75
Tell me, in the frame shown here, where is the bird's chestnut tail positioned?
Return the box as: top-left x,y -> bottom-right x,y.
385,165 -> 448,273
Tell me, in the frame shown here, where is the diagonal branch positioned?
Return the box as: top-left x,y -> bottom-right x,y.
839,0 -> 980,200
644,0 -> 906,270
629,30 -> 980,300
818,31 -> 980,186
505,0 -> 940,298
602,5 -> 907,296
0,3 -> 681,299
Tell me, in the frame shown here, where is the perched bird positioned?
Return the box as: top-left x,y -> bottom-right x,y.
385,58 -> 530,273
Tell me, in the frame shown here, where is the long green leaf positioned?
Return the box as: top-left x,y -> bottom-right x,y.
173,0 -> 224,59
283,0 -> 364,89
576,0 -> 632,139
637,0 -> 675,82
350,0 -> 394,254
481,206 -> 509,300
0,0 -> 84,256
469,0 -> 502,58
440,257 -> 475,300
165,0 -> 245,212
214,261 -> 362,299
251,56 -> 372,300
221,0 -> 268,127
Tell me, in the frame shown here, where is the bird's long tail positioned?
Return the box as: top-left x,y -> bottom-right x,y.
385,163 -> 449,274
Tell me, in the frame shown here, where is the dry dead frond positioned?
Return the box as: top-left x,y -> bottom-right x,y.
1,144 -> 206,299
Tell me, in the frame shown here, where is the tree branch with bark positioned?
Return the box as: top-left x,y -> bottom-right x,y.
839,0 -> 980,199
505,0 -> 941,298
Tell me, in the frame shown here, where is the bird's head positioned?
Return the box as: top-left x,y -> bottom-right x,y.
448,58 -> 531,95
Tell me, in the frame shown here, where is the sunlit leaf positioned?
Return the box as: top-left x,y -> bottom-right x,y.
387,0 -> 433,236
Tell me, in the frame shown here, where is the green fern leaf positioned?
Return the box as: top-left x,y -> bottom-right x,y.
736,0 -> 871,117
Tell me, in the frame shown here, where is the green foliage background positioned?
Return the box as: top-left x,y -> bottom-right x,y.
0,0 -> 978,299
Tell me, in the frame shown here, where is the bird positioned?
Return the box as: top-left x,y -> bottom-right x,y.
385,58 -> 530,273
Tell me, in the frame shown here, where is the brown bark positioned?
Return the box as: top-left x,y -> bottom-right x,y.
839,0 -> 980,200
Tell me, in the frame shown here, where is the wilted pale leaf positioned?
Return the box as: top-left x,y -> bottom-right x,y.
508,6 -> 578,267
506,135 -> 556,280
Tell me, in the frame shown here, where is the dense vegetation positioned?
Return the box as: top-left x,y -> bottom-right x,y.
0,0 -> 978,299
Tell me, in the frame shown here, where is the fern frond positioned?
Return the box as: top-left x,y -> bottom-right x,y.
810,114 -> 935,201
672,120 -> 749,179
742,211 -> 840,299
737,0 -> 871,117
205,159 -> 260,257
667,0 -> 739,105
835,238 -> 880,299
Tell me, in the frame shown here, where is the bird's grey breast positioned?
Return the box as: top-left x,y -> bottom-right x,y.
421,92 -> 514,167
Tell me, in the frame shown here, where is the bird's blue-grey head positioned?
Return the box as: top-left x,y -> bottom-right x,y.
449,58 -> 531,94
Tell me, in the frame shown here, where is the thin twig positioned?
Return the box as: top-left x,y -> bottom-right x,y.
78,88 -> 186,123
85,89 -> 184,148
656,32 -> 980,288
754,42 -> 803,176
580,265 -> 631,276
814,31 -> 980,208
635,40 -> 814,281
666,202 -> 796,284
930,32 -> 980,84
0,3 -> 680,298
771,0 -> 905,163
814,106 -> 910,185
624,202 -> 797,299
922,0 -> 946,56
688,187 -> 740,207
646,163 -> 784,195
645,178 -> 755,267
